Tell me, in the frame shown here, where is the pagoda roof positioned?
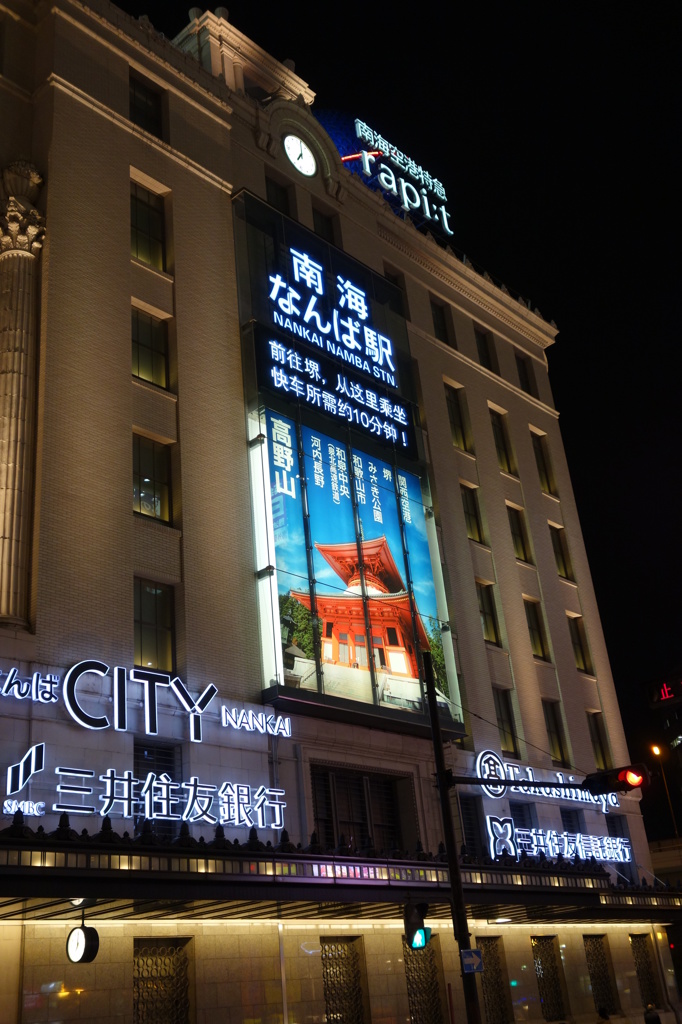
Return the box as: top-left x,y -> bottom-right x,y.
314,536 -> 406,594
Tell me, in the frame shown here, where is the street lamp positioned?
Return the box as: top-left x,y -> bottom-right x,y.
652,744 -> 679,838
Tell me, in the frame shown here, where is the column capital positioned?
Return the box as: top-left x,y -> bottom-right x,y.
0,161 -> 45,255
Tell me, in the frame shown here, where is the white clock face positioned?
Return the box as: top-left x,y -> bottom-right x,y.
66,925 -> 99,963
67,926 -> 86,962
283,135 -> 317,177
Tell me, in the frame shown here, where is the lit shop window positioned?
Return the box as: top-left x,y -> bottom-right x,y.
133,434 -> 171,522
131,182 -> 166,270
132,308 -> 168,389
134,578 -> 174,672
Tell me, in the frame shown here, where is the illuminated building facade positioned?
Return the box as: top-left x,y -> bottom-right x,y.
0,2 -> 680,1022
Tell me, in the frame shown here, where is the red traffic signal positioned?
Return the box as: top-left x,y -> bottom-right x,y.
582,764 -> 649,795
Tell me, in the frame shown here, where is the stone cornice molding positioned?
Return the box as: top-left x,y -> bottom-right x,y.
0,162 -> 45,256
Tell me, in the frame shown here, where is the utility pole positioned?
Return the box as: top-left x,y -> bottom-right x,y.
423,651 -> 482,1024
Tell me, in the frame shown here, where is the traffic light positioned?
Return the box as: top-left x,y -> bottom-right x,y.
403,901 -> 431,949
581,764 -> 649,795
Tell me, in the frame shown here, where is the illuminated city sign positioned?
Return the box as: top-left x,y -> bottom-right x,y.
475,749 -> 620,815
3,798 -> 45,817
0,662 -> 291,744
485,814 -> 631,864
5,742 -> 286,829
348,120 -> 453,237
267,246 -> 400,389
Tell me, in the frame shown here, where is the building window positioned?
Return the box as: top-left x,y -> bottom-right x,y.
461,485 -> 484,543
133,434 -> 171,522
133,938 -> 191,1022
531,936 -> 569,1022
131,182 -> 166,270
507,505 -> 531,562
509,800 -> 536,831
583,935 -> 620,1015
457,794 -> 486,862
313,206 -> 336,243
431,299 -> 454,346
477,582 -> 501,645
266,176 -> 291,216
560,807 -> 584,834
477,937 -> 515,1024
475,327 -> 497,372
588,711 -> 612,770
493,687 -> 518,757
629,934 -> 663,1007
490,410 -> 516,474
549,524 -> 573,579
132,308 -> 169,389
133,742 -> 181,840
320,938 -> 370,1024
515,352 -> 536,396
129,74 -> 163,138
568,614 -> 593,673
542,700 -> 569,767
531,430 -> 557,495
383,269 -> 408,319
445,385 -> 472,452
311,764 -> 414,855
525,600 -> 549,660
134,579 -> 174,672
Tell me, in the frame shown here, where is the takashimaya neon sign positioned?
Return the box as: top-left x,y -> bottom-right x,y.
0,662 -> 291,744
475,749 -> 620,815
349,120 -> 453,237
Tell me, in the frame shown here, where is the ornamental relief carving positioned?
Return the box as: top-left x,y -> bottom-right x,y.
0,161 -> 45,255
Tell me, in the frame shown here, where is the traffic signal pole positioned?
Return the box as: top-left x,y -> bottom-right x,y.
423,652 -> 482,1024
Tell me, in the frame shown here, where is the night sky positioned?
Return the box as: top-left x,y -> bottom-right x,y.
114,2 -> 679,834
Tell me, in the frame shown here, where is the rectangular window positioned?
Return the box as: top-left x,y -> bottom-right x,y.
493,687 -> 518,757
477,582 -> 501,645
457,794 -> 486,862
132,308 -> 169,388
313,207 -> 336,244
507,505 -> 531,562
131,182 -> 166,270
549,524 -> 573,579
129,74 -> 163,138
266,176 -> 291,216
134,578 -> 174,672
311,764 -> 413,854
133,742 -> 181,840
475,327 -> 497,372
133,434 -> 171,522
461,485 -> 484,543
386,626 -> 400,647
525,600 -> 549,660
531,430 -> 557,495
568,615 -> 593,673
542,700 -> 569,767
587,711 -> 612,770
431,299 -> 453,346
445,385 -> 472,452
355,635 -> 367,667
338,632 -> 349,664
515,352 -> 536,396
490,410 -> 516,474
383,269 -> 408,319
583,935 -> 620,1015
560,807 -> 584,833
509,800 -> 535,830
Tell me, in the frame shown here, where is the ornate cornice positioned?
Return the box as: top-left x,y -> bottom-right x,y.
0,162 -> 45,256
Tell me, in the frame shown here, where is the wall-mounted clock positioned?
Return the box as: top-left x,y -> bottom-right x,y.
283,134 -> 317,177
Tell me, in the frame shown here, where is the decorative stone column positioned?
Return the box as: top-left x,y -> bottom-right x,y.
0,161 -> 44,626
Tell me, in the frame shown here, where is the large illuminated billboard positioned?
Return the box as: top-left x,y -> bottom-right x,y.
265,410 -> 448,714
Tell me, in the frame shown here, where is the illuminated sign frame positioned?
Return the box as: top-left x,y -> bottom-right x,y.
475,749 -> 620,815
